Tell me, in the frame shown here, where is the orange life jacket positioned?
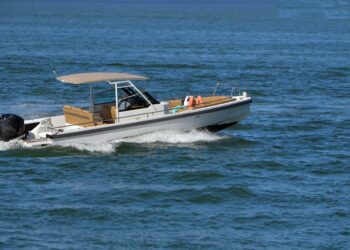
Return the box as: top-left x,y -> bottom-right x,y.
196,95 -> 203,105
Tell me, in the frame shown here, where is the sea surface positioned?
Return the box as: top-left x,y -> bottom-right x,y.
0,0 -> 350,249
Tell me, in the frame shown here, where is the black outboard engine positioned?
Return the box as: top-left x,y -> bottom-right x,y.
0,114 -> 26,142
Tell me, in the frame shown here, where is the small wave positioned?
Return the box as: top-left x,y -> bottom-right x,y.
172,171 -> 225,182
105,62 -> 207,70
189,193 -> 224,204
334,210 -> 349,218
135,185 -> 255,204
38,207 -> 90,218
213,186 -> 256,198
117,129 -> 226,145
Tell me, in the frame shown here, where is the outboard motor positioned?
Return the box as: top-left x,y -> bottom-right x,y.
0,114 -> 26,141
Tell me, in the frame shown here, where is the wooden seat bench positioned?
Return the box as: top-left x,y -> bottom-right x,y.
63,105 -> 103,127
167,96 -> 231,112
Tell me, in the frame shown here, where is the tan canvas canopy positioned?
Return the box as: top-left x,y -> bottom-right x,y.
56,72 -> 148,84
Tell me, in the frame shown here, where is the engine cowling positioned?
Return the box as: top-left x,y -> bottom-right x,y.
0,114 -> 26,142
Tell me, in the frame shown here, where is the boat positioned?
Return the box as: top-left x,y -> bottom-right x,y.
0,72 -> 252,147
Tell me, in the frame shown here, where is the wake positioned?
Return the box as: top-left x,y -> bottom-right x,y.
0,130 -> 227,154
0,140 -> 27,151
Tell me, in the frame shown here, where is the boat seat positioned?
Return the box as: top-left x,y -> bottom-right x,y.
63,105 -> 103,127
168,99 -> 183,109
101,105 -> 118,123
200,96 -> 231,108
101,105 -> 113,123
111,106 -> 117,121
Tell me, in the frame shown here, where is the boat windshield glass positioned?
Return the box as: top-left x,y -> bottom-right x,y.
94,86 -> 159,112
94,87 -> 115,104
118,87 -> 159,111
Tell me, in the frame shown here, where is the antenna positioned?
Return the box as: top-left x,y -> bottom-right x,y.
212,82 -> 220,96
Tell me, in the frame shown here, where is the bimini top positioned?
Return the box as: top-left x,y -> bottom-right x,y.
56,72 -> 148,84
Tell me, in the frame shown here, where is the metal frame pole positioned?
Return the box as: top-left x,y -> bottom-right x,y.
127,80 -> 154,107
89,83 -> 94,113
114,82 -> 119,123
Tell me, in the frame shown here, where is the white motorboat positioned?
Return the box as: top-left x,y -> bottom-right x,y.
0,72 -> 252,147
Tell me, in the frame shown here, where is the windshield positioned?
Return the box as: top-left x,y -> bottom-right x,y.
94,86 -> 159,112
118,87 -> 159,111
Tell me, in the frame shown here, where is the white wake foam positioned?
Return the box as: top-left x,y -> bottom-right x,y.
57,130 -> 225,153
116,129 -> 225,144
0,140 -> 27,151
0,130 -> 226,153
57,142 -> 116,154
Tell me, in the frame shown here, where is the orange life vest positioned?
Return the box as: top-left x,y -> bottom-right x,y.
196,95 -> 203,105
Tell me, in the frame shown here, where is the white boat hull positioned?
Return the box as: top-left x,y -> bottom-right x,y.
47,98 -> 251,145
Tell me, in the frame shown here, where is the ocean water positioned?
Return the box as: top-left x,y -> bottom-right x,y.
0,0 -> 350,249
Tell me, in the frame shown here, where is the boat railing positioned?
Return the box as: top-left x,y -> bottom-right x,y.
214,82 -> 248,97
51,94 -> 248,130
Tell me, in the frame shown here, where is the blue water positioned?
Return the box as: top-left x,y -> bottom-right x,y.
1,0 -> 350,249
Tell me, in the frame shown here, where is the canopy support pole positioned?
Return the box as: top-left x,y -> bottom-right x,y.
114,83 -> 119,123
89,84 -> 94,113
